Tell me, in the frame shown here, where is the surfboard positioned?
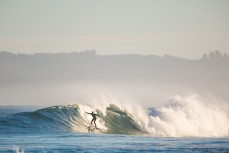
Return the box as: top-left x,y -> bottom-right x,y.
87,125 -> 106,133
88,125 -> 96,132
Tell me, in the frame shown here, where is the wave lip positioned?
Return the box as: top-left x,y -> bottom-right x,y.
0,104 -> 146,135
1,96 -> 228,137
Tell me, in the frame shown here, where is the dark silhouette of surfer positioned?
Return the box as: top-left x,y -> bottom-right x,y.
85,111 -> 100,128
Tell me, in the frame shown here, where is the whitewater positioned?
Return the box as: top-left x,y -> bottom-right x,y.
0,95 -> 229,152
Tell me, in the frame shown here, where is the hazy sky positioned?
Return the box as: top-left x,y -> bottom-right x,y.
0,0 -> 229,59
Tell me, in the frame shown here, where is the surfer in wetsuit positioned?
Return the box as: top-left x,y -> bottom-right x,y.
85,111 -> 100,128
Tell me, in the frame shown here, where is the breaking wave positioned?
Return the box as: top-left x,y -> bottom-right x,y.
0,95 -> 228,137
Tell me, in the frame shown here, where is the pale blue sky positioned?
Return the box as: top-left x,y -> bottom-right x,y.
0,0 -> 229,58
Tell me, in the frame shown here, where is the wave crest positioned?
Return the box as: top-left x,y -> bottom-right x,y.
147,95 -> 229,137
0,95 -> 228,137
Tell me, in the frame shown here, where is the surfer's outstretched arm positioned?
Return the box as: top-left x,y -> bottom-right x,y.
85,112 -> 91,115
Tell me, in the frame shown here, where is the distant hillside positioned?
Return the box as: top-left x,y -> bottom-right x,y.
0,51 -> 229,105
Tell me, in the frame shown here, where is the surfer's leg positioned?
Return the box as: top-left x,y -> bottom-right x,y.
94,120 -> 96,128
91,119 -> 93,125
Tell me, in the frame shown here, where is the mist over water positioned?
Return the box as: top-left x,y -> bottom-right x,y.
0,51 -> 229,137
0,50 -> 229,106
0,51 -> 229,153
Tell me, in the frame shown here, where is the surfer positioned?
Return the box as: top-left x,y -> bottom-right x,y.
85,111 -> 100,128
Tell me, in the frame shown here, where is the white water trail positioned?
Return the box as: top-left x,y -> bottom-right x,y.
147,95 -> 229,137
69,94 -> 228,137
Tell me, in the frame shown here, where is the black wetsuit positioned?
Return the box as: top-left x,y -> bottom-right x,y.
86,112 -> 98,127
91,113 -> 97,127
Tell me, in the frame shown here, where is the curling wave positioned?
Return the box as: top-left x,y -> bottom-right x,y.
0,95 -> 228,137
0,104 -> 146,135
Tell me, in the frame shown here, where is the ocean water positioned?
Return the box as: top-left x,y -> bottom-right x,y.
1,132 -> 229,153
0,97 -> 229,153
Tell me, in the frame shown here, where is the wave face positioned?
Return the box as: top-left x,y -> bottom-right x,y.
0,104 -> 145,135
0,95 -> 228,136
